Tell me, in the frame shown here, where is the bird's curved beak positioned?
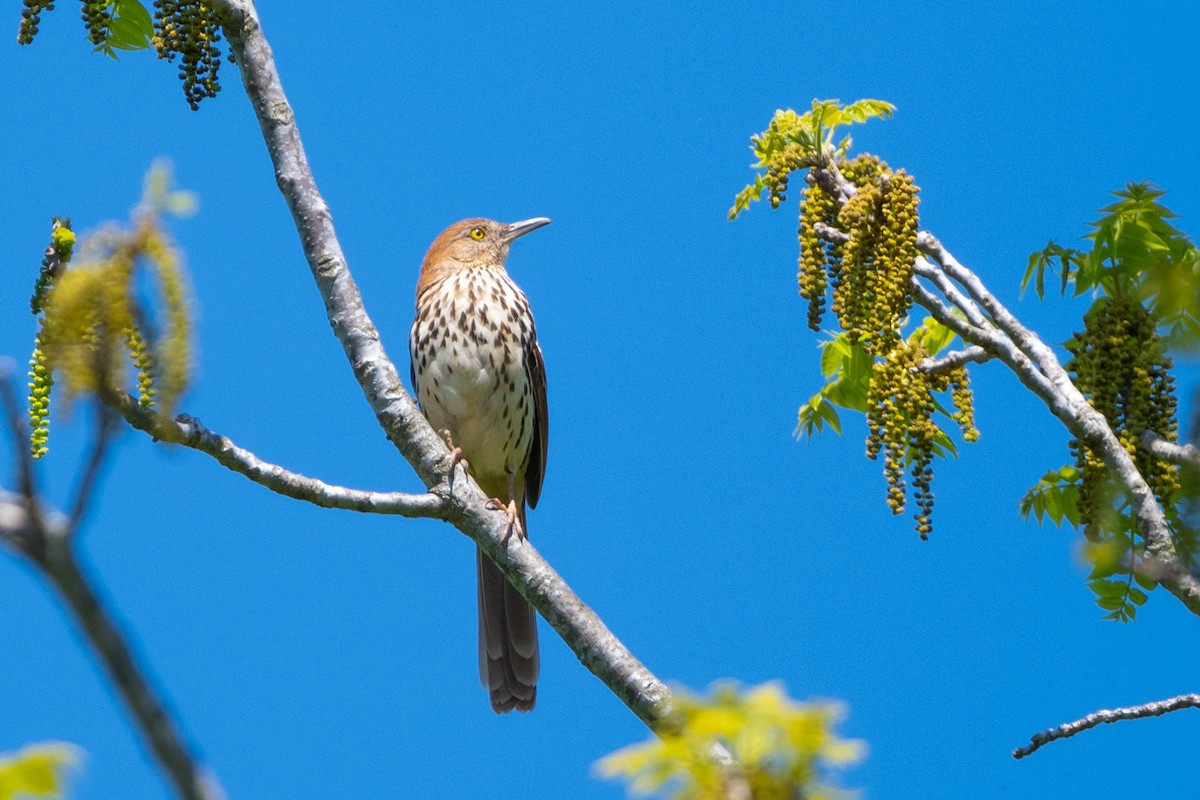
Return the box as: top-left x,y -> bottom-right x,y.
503,217 -> 552,242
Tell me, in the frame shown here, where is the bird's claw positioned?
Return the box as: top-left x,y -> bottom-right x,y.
441,429 -> 469,492
486,498 -> 523,544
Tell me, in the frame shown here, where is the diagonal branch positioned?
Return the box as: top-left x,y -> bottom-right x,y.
1013,694 -> 1200,758
112,393 -> 445,518
206,0 -> 674,730
0,377 -> 224,800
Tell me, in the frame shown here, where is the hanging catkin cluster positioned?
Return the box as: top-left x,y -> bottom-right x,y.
865,341 -> 977,539
798,156 -> 918,355
152,0 -> 223,110
17,0 -> 54,44
1066,296 -> 1179,538
80,0 -> 110,43
796,155 -> 979,537
28,215 -> 192,458
15,1 -> 223,110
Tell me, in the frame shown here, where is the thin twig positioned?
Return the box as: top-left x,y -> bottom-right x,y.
113,393 -> 445,518
919,346 -> 989,374
1140,431 -> 1200,470
66,404 -> 116,535
1014,694 -> 1200,758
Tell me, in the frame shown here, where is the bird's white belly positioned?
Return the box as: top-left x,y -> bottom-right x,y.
413,272 -> 535,482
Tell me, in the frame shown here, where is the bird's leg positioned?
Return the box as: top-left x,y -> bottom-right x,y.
441,429 -> 469,493
485,471 -> 524,544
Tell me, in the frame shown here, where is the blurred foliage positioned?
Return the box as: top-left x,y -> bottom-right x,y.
28,161 -> 197,458
1024,183 -> 1200,350
0,743 -> 79,800
597,682 -> 862,800
15,0 -> 224,109
1021,184 -> 1197,621
734,100 -> 978,538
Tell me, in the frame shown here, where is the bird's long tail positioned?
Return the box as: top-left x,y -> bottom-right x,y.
477,504 -> 539,713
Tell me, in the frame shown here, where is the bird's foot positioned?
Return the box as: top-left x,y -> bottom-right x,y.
440,430 -> 469,492
486,498 -> 523,544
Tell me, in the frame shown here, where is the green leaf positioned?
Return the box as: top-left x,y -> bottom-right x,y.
113,0 -> 153,38
909,316 -> 957,355
797,392 -> 842,440
729,175 -> 766,220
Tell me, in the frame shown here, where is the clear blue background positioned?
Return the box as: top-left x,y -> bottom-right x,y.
2,1 -> 1199,798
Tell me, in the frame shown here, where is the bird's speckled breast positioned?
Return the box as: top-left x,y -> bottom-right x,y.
410,267 -> 536,483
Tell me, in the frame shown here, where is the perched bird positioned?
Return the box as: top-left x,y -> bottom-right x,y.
409,217 -> 550,713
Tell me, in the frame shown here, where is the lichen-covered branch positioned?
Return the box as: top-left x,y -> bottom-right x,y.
1013,693 -> 1200,758
203,0 -> 674,730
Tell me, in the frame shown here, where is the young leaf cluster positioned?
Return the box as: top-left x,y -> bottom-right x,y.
729,99 -> 895,219
597,682 -> 862,800
15,0 -> 224,109
28,162 -> 196,458
1025,182 -> 1200,350
0,742 -> 79,800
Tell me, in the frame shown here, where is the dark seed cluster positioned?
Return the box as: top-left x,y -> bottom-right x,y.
17,0 -> 54,45
152,0 -> 223,109
80,0 -> 110,44
1067,296 -> 1179,538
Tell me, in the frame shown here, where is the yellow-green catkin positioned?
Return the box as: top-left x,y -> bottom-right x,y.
797,183 -> 838,331
27,217 -> 77,458
27,339 -> 53,459
1067,297 -> 1179,538
865,340 -> 948,539
124,322 -> 157,408
948,367 -> 979,442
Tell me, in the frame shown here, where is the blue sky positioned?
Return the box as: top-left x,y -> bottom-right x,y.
2,1 -> 1199,798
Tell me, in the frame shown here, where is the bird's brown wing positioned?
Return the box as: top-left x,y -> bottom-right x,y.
524,336 -> 548,509
408,320 -> 422,410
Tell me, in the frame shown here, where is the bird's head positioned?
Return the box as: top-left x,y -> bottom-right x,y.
417,217 -> 551,296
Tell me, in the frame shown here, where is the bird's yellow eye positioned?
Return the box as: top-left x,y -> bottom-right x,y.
469,226 -> 486,241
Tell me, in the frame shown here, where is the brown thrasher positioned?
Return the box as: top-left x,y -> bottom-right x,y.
409,217 -> 550,713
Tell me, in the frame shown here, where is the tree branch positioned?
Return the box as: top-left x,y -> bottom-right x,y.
1140,431 -> 1200,470
207,0 -> 674,730
919,346 -> 989,374
1013,694 -> 1200,759
112,393 -> 445,518
0,377 -> 224,800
